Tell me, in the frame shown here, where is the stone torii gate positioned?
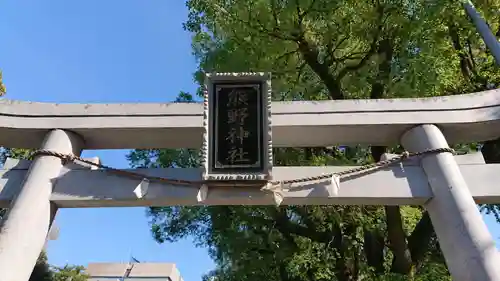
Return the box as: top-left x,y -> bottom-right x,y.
2,83 -> 500,281
2,2 -> 500,281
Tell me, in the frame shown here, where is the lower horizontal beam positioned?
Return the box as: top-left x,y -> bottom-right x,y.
2,163 -> 499,208
52,165 -> 432,207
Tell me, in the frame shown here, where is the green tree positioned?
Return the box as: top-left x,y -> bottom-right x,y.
51,265 -> 89,281
128,0 -> 500,280
0,71 -> 6,96
28,251 -> 53,281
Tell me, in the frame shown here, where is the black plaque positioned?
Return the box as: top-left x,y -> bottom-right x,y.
211,82 -> 264,172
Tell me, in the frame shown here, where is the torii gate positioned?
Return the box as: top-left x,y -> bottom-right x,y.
2,81 -> 500,281
1,2 -> 500,281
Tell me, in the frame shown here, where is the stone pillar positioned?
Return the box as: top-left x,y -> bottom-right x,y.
401,124 -> 500,281
0,129 -> 83,281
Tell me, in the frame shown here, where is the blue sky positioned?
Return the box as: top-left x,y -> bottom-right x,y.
0,1 -> 213,281
1,1 -> 500,281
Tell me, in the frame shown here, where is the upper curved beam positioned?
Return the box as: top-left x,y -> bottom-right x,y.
1,89 -> 500,149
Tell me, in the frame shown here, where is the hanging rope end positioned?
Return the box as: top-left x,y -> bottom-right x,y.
273,192 -> 284,207
326,174 -> 340,197
262,182 -> 285,207
197,184 -> 209,202
133,178 -> 150,199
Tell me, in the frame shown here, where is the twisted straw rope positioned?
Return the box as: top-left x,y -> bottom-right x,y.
30,147 -> 455,188
270,147 -> 455,185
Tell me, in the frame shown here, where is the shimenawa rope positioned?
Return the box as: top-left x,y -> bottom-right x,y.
30,147 -> 455,205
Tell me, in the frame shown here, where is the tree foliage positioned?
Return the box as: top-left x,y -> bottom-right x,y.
28,262 -> 90,281
127,0 -> 500,280
29,251 -> 54,281
0,71 -> 6,97
51,265 -> 89,281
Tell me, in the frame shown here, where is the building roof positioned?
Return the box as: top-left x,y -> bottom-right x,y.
87,262 -> 182,281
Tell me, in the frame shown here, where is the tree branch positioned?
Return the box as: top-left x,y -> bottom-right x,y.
448,21 -> 475,80
214,4 -> 296,42
292,206 -> 318,229
337,4 -> 385,80
296,35 -> 345,99
300,0 -> 318,19
270,0 -> 280,29
324,35 -> 350,66
271,206 -> 359,280
271,207 -> 332,243
294,0 -> 303,26
275,48 -> 300,62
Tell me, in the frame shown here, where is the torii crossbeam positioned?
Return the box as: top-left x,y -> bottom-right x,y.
2,87 -> 500,281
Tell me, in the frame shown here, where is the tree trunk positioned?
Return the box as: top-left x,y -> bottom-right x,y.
482,139 -> 500,163
386,206 -> 412,273
363,229 -> 385,273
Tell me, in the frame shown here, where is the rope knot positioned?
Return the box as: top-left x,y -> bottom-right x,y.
262,181 -> 285,206
60,154 -> 75,165
401,151 -> 410,159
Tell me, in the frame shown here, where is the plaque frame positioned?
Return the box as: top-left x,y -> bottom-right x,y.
201,72 -> 273,182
